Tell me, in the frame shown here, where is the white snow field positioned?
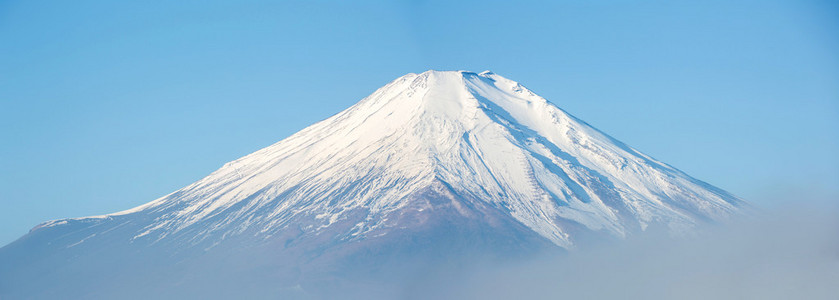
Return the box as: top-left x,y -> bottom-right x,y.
0,70 -> 745,299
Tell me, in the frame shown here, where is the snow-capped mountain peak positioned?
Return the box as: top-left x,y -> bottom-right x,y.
31,70 -> 743,249
1,70 -> 749,299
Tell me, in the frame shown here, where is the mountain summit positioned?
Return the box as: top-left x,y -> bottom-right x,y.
1,70 -> 744,298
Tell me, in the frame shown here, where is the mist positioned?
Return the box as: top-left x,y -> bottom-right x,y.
391,199 -> 839,300
4,198 -> 836,300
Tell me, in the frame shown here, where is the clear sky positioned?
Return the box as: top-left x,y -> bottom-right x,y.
1,0 -> 837,246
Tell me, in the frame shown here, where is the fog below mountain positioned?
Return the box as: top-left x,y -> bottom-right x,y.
395,199 -> 838,300
8,198 -> 831,300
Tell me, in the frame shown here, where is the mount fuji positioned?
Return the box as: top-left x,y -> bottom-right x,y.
0,70 -> 744,299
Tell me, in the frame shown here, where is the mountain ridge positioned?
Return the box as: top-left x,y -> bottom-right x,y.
1,70 -> 747,298
27,70 -> 742,250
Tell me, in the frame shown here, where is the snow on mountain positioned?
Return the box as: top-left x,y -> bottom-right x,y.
33,70 -> 742,248
1,70 -> 745,298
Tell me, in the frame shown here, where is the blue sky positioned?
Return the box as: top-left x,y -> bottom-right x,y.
1,0 -> 837,246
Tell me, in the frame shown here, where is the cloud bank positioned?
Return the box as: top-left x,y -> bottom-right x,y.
402,200 -> 839,300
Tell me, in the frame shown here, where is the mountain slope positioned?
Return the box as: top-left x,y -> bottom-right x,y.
0,70 -> 745,298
